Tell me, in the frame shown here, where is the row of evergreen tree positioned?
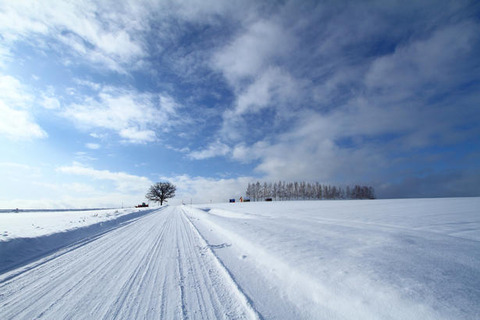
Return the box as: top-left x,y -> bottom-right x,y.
245,181 -> 375,201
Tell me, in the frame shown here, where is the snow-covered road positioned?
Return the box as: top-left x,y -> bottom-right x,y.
0,206 -> 258,319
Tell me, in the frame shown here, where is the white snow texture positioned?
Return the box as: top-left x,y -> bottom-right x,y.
1,197 -> 479,319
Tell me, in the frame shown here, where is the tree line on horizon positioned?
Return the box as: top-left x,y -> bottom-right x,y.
245,181 -> 375,201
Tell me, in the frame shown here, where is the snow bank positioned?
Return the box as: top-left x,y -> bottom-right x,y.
0,207 -> 156,240
0,207 -> 159,273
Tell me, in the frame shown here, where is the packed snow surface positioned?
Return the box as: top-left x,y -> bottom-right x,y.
1,206 -> 258,319
1,198 -> 479,319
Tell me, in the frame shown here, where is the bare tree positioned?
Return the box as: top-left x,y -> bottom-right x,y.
146,182 -> 176,206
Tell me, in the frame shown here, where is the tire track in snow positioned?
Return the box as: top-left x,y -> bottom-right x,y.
181,209 -> 262,320
0,206 -> 259,319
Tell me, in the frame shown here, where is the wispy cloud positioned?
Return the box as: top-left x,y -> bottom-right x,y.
64,86 -> 181,144
220,67 -> 302,141
57,162 -> 152,193
188,140 -> 230,160
40,87 -> 61,110
0,44 -> 11,69
85,143 -> 100,150
0,74 -> 47,140
213,19 -> 293,85
0,103 -> 47,140
0,1 -> 147,73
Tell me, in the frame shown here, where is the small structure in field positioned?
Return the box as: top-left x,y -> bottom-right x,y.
135,202 -> 149,208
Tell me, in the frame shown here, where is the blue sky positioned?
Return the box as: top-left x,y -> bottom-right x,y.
0,0 -> 479,208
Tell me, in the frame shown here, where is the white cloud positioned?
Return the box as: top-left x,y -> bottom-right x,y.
234,67 -> 298,116
0,44 -> 11,68
0,1 -> 147,73
32,181 -> 98,195
64,87 -> 180,144
74,79 -> 102,91
168,0 -> 253,23
213,19 -> 293,85
57,163 -> 152,193
188,140 -> 231,160
231,143 -> 256,163
0,75 -> 47,140
0,162 -> 32,171
334,21 -> 480,148
74,151 -> 97,162
89,132 -> 107,139
209,15 -> 307,144
231,141 -> 272,164
41,95 -> 61,110
0,102 -> 47,140
163,174 -> 253,204
0,193 -> 147,209
85,143 -> 100,150
220,67 -> 301,140
365,22 -> 478,96
0,74 -> 31,106
166,144 -> 190,154
119,128 -> 156,144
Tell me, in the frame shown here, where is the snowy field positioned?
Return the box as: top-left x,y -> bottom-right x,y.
1,198 -> 479,319
0,207 -> 155,240
0,207 -> 156,273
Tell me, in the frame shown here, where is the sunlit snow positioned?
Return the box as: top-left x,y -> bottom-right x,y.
1,198 -> 479,319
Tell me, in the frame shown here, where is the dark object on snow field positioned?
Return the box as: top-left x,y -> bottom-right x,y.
135,202 -> 149,208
